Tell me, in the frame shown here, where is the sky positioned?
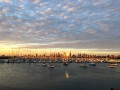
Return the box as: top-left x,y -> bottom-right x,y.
0,0 -> 120,55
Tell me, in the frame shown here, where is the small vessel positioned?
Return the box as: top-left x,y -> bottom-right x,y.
107,65 -> 117,68
107,62 -> 117,68
42,63 -> 46,66
80,63 -> 87,68
48,65 -> 54,68
63,62 -> 68,66
89,63 -> 96,66
109,63 -> 117,66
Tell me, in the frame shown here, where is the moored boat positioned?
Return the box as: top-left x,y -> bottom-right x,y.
89,63 -> 96,66
107,62 -> 117,68
48,65 -> 54,68
107,65 -> 117,68
109,63 -> 117,66
80,64 -> 87,68
42,63 -> 47,66
63,62 -> 68,66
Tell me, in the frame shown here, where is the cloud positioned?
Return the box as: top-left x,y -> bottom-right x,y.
0,0 -> 120,53
0,0 -> 13,4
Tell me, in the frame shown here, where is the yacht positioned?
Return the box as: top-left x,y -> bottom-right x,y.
107,65 -> 117,68
109,63 -> 117,66
89,63 -> 96,66
63,62 -> 68,66
107,62 -> 117,68
48,65 -> 54,68
80,63 -> 87,68
42,63 -> 47,66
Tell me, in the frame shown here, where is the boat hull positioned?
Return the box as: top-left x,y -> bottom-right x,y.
48,65 -> 54,68
107,66 -> 116,68
89,63 -> 96,66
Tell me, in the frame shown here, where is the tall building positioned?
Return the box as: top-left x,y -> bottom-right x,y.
111,55 -> 114,58
70,51 -> 71,57
36,53 -> 38,58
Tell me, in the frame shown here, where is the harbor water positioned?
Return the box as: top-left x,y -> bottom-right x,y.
0,63 -> 120,90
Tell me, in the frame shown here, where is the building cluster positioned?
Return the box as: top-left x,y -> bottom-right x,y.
0,51 -> 120,59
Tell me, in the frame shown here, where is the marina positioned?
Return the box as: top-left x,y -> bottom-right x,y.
0,0 -> 120,90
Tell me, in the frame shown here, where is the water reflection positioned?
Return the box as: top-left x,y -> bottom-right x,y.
0,63 -> 120,90
65,71 -> 69,79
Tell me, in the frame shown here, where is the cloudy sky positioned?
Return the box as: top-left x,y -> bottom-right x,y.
0,0 -> 120,55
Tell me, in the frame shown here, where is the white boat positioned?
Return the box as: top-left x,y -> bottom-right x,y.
48,65 -> 54,68
107,62 -> 117,68
89,63 -> 96,66
109,63 -> 117,66
80,64 -> 87,68
42,63 -> 46,66
107,65 -> 117,68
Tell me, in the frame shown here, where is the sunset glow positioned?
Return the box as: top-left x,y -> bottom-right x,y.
0,0 -> 120,55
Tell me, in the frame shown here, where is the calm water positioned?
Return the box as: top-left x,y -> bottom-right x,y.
0,63 -> 120,90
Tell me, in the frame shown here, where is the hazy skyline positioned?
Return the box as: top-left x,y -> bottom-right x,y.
0,0 -> 120,55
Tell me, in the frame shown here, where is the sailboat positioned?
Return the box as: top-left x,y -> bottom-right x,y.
89,63 -> 96,66
42,63 -> 47,66
80,63 -> 87,68
107,62 -> 117,68
48,64 -> 54,68
48,51 -> 54,68
63,62 -> 68,66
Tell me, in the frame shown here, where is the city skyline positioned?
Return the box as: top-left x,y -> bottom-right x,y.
0,0 -> 120,55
